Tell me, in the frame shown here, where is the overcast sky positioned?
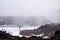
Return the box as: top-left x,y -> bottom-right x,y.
0,0 -> 60,23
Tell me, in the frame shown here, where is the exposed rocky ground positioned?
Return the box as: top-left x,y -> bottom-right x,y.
0,30 -> 60,40
20,23 -> 60,37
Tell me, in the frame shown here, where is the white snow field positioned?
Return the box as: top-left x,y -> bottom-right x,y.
0,25 -> 40,36
0,27 -> 19,36
0,25 -> 49,38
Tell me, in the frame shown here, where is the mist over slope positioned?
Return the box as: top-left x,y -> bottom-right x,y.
0,16 -> 52,26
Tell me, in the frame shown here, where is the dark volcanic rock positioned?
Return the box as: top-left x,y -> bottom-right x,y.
0,30 -> 60,40
20,23 -> 60,37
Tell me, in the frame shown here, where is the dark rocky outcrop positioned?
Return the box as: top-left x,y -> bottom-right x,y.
0,30 -> 60,40
20,23 -> 60,37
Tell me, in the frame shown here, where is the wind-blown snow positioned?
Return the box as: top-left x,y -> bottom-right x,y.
20,25 -> 40,31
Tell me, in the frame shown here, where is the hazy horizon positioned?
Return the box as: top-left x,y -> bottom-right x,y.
0,0 -> 60,23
